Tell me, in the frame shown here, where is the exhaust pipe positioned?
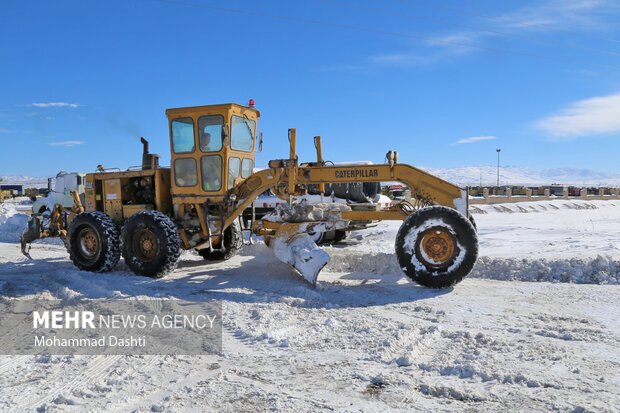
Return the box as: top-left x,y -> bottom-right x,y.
141,137 -> 160,170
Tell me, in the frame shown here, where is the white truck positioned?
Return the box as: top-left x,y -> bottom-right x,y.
31,171 -> 86,213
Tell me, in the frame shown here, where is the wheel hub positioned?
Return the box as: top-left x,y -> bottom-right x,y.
419,228 -> 455,265
133,228 -> 158,262
78,227 -> 99,258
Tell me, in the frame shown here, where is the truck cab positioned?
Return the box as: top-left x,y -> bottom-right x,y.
32,171 -> 86,213
165,103 -> 260,205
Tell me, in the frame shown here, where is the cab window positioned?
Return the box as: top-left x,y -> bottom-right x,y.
241,158 -> 253,178
198,115 -> 224,152
231,115 -> 255,152
174,158 -> 198,187
228,157 -> 240,189
201,155 -> 222,191
171,118 -> 195,154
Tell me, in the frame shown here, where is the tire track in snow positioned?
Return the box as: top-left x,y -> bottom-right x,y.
0,356 -> 29,374
14,355 -> 123,411
104,362 -> 223,412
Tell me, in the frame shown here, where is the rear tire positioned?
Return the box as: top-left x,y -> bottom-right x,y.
395,206 -> 478,288
121,210 -> 181,278
197,220 -> 243,261
67,211 -> 120,272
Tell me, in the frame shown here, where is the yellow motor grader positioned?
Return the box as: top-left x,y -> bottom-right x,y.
21,102 -> 477,288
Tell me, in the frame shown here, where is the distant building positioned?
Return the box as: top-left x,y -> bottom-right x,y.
0,184 -> 24,196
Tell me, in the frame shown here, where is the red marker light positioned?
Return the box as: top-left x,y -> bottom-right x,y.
249,99 -> 255,107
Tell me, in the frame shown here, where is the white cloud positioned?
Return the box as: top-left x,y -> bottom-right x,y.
31,102 -> 80,108
0,128 -> 14,133
501,0 -> 618,31
47,140 -> 84,147
455,136 -> 497,144
535,91 -> 620,139
371,0 -> 620,66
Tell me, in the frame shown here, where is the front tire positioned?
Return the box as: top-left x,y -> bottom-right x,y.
395,206 -> 478,288
67,211 -> 120,272
121,210 -> 181,278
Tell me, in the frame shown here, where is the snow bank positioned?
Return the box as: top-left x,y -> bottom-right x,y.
472,256 -> 620,284
326,250 -> 620,285
0,203 -> 27,242
472,199 -> 618,214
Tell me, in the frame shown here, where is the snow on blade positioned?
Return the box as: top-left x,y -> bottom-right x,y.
273,233 -> 330,286
263,200 -> 351,223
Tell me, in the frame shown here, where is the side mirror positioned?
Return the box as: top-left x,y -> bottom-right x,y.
257,130 -> 263,152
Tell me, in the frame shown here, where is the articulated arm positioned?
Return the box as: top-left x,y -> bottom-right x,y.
224,150 -> 468,232
225,168 -> 284,229
295,163 -> 468,215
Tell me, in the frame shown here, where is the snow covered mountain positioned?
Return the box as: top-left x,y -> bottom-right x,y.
0,175 -> 47,187
420,166 -> 620,187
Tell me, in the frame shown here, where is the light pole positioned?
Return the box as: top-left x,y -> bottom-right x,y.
496,149 -> 501,186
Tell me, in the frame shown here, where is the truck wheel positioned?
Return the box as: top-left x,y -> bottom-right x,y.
67,211 -> 121,272
307,227 -> 325,244
198,221 -> 243,261
333,229 -> 349,243
395,206 -> 478,288
121,210 -> 181,278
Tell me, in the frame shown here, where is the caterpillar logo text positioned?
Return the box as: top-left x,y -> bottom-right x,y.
334,169 -> 379,179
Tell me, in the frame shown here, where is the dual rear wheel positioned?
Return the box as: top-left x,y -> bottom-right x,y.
67,210 -> 182,278
67,211 -> 121,272
120,210 -> 182,278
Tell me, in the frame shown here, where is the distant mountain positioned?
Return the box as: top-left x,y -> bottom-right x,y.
0,175 -> 48,188
419,166 -> 620,187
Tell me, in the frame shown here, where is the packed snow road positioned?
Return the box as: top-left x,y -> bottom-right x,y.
0,199 -> 618,412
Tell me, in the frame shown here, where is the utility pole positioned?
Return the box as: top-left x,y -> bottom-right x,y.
496,149 -> 501,186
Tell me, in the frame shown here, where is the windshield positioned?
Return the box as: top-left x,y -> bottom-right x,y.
231,115 -> 255,152
171,118 -> 195,154
198,115 -> 224,152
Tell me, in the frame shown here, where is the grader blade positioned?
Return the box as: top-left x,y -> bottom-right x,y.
258,202 -> 353,286
20,202 -> 72,259
270,221 -> 343,286
20,215 -> 43,259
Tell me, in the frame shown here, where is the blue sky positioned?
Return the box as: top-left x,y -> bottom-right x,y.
1,0 -> 620,177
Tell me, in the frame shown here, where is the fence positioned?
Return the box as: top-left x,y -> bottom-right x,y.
469,188 -> 620,205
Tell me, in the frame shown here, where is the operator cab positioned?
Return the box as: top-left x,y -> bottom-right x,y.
165,102 -> 260,202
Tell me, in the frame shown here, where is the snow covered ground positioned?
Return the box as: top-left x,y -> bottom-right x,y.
0,198 -> 618,412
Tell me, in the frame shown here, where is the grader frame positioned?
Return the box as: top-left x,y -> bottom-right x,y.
21,102 -> 477,289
